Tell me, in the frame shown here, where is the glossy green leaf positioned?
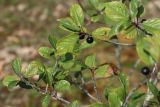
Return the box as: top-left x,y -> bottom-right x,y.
56,34 -> 78,56
12,58 -> 21,76
148,81 -> 159,97
3,76 -> 19,88
85,54 -> 97,68
142,19 -> 160,35
38,47 -> 54,59
95,65 -> 109,77
70,4 -> 84,26
48,35 -> 57,50
59,18 -> 80,32
24,61 -> 45,77
54,80 -> 70,91
92,27 -> 111,40
42,94 -> 51,107
105,1 -> 129,24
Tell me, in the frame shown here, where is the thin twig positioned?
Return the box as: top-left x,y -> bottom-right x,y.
114,42 -> 122,68
104,40 -> 136,46
77,85 -> 100,102
90,69 -> 102,102
85,75 -> 114,85
129,59 -> 141,76
20,77 -> 71,105
143,63 -> 158,107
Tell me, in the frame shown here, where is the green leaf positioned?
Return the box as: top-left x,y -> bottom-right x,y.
88,0 -> 99,10
91,15 -> 100,23
70,101 -> 80,107
148,81 -> 159,97
108,91 -> 122,107
59,60 -> 74,70
130,92 -> 145,100
70,4 -> 84,26
46,68 -> 53,85
119,73 -> 129,94
12,58 -> 21,76
79,40 -> 96,50
59,18 -> 80,32
95,65 -> 109,77
137,5 -> 144,18
85,54 -> 97,68
136,37 -> 160,65
115,87 -> 126,101
24,61 -> 45,77
142,19 -> 160,36
38,47 -> 54,59
42,94 -> 51,107
130,0 -> 140,19
108,24 -> 123,37
105,1 -> 129,24
122,26 -> 138,39
56,34 -> 78,56
48,35 -> 57,50
54,80 -> 70,91
55,71 -> 69,80
3,76 -> 19,88
92,27 -> 111,40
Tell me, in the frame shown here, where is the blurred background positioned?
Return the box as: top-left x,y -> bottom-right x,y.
0,0 -> 160,107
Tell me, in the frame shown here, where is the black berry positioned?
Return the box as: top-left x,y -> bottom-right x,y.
78,32 -> 86,40
141,66 -> 150,75
86,36 -> 94,44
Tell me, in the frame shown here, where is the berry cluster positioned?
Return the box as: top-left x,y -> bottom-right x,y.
78,32 -> 94,44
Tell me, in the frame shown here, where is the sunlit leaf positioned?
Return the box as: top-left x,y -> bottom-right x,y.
39,47 -> 54,59
142,19 -> 160,36
56,34 -> 79,56
92,27 -> 111,40
48,35 -> 57,50
12,58 -> 21,76
105,1 -> 129,24
85,54 -> 97,68
70,4 -> 84,26
54,80 -> 70,91
3,76 -> 19,88
59,18 -> 80,32
42,94 -> 51,107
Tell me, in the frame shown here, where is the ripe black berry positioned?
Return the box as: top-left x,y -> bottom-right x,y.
86,36 -> 94,44
78,32 -> 86,40
141,66 -> 150,75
